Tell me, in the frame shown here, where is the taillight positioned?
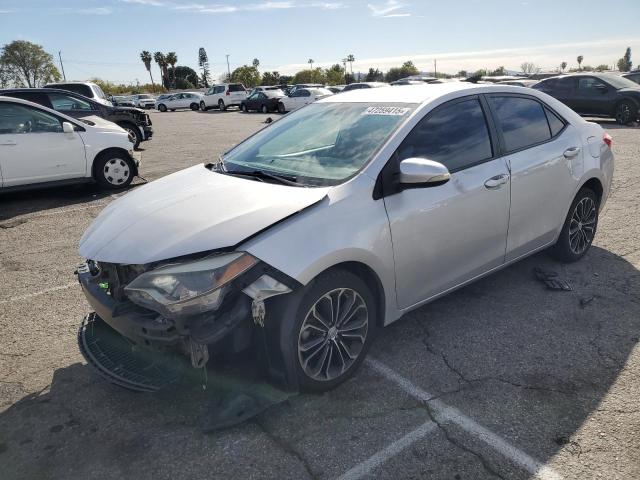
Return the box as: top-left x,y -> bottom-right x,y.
226,91 -> 230,96
603,133 -> 613,148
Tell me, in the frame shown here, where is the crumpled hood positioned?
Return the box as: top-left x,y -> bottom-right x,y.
79,165 -> 330,264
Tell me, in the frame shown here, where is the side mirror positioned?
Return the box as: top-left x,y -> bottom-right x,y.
62,122 -> 75,134
595,84 -> 608,92
399,158 -> 450,186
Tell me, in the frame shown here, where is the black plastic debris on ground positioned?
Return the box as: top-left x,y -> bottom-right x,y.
534,267 -> 572,291
78,313 -> 293,431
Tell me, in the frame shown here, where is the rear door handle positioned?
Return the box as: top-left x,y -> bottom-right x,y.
484,174 -> 509,189
563,147 -> 581,158
0,140 -> 17,146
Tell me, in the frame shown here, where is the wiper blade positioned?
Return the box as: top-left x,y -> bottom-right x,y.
225,169 -> 302,187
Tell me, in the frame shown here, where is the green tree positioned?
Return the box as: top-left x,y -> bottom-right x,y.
490,66 -> 506,76
577,55 -> 584,71
560,61 -> 567,72
365,68 -> 384,82
596,64 -> 609,72
165,51 -> 178,88
278,75 -> 293,85
174,65 -> 199,88
230,65 -> 261,87
457,70 -> 468,78
617,47 -> 632,72
346,54 -> 355,75
292,68 -> 326,84
140,51 -> 155,88
0,40 -> 60,87
198,47 -> 210,87
325,64 -> 345,85
153,51 -> 168,88
261,71 -> 280,85
385,61 -> 419,82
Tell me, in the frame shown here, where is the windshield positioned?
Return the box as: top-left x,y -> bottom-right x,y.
600,74 -> 640,89
222,102 -> 416,186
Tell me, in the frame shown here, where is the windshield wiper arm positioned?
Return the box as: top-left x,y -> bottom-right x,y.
225,169 -> 302,187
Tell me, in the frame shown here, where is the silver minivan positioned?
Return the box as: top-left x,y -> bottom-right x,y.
77,83 -> 614,393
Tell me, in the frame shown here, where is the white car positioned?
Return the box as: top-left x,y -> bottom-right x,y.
44,81 -> 112,107
156,92 -> 203,112
76,83 -> 614,393
200,83 -> 247,111
132,94 -> 156,109
277,87 -> 333,113
0,97 -> 138,191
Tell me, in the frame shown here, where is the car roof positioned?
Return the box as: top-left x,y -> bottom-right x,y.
0,87 -> 92,96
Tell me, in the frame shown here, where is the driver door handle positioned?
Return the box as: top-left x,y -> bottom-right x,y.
484,174 -> 509,189
563,146 -> 581,158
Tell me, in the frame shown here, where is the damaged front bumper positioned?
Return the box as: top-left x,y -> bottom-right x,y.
76,258 -> 297,390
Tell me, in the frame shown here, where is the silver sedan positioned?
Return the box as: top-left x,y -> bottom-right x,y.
78,83 -> 614,393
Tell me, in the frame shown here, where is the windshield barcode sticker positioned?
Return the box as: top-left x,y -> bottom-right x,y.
363,106 -> 411,116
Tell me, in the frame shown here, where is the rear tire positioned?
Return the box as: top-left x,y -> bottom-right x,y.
278,102 -> 286,114
615,100 -> 636,125
94,152 -> 135,190
261,104 -> 268,113
200,101 -> 208,111
190,103 -> 199,111
550,188 -> 599,262
218,100 -> 226,111
266,269 -> 378,393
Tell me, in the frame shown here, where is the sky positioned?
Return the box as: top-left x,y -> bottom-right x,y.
1,0 -> 639,84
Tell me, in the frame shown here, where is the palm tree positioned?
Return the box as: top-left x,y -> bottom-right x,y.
346,54 -> 355,75
577,55 -> 584,71
342,58 -> 348,83
154,51 -> 168,88
140,51 -> 155,89
308,58 -> 314,70
166,52 -> 177,88
252,58 -> 260,68
561,61 -> 567,72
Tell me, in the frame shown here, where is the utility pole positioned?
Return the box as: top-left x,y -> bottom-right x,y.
225,54 -> 231,81
434,59 -> 437,78
58,51 -> 66,80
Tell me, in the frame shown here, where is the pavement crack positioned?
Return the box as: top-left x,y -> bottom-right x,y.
254,418 -> 319,480
422,402 -> 506,480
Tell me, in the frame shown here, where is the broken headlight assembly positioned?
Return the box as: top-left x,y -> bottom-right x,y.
124,252 -> 257,318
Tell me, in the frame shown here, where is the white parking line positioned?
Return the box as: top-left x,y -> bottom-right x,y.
365,358 -> 563,480
0,282 -> 77,305
336,420 -> 438,480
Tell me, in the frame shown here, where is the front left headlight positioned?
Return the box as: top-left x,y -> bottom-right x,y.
124,252 -> 257,318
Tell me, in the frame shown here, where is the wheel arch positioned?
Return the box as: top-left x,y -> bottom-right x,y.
92,147 -> 137,180
580,176 -> 604,204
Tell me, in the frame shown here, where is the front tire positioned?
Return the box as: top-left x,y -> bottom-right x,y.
615,101 -> 636,125
240,103 -> 247,112
158,104 -> 167,112
550,188 -> 599,262
94,152 -> 135,190
261,104 -> 268,113
117,123 -> 141,150
190,102 -> 199,111
278,102 -> 286,114
269,269 -> 377,392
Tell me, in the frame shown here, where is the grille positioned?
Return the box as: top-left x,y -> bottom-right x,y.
78,313 -> 182,392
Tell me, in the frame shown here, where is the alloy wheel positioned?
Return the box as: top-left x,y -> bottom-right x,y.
616,103 -> 631,124
103,158 -> 131,186
297,288 -> 369,382
569,196 -> 596,254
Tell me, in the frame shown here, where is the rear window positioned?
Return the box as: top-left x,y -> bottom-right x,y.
229,84 -> 245,92
51,84 -> 93,98
488,96 -> 551,152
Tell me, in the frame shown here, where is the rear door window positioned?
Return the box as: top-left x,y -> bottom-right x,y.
396,97 -> 493,172
488,96 -> 551,152
56,84 -> 94,98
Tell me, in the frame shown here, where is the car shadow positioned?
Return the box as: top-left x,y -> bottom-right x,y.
0,246 -> 637,479
0,181 -> 142,222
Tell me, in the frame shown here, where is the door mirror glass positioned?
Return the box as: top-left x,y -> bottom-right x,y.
62,121 -> 75,134
399,158 -> 450,186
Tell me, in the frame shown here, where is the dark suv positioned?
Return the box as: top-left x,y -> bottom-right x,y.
533,73 -> 640,124
0,88 -> 153,149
